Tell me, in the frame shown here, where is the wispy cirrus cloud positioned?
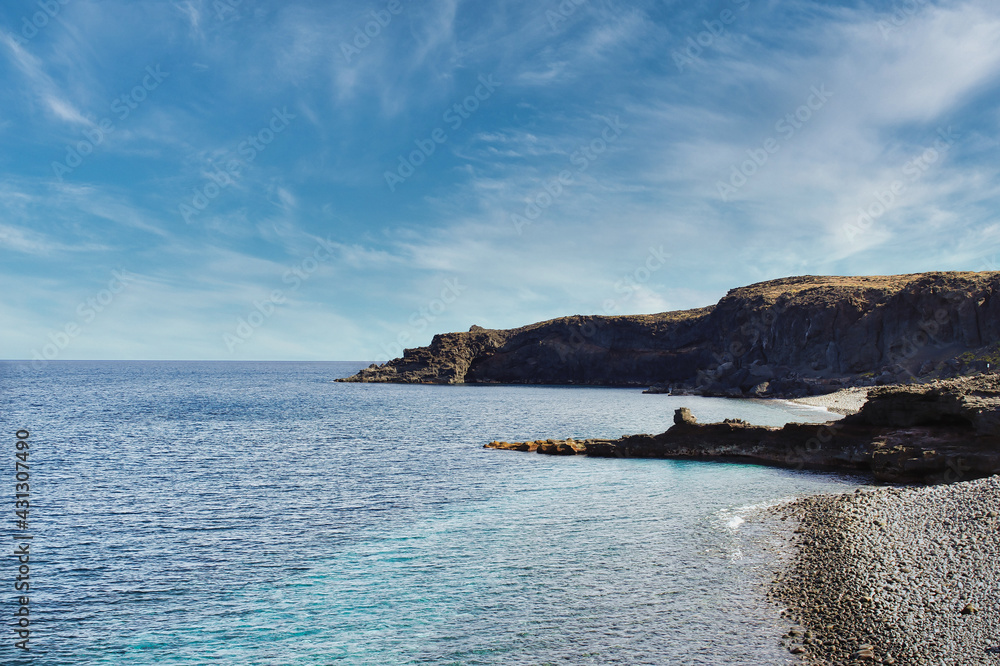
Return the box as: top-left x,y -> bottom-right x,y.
1,33 -> 91,127
1,0 -> 999,360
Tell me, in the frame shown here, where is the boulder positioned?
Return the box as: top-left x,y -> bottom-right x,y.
487,375 -> 1000,485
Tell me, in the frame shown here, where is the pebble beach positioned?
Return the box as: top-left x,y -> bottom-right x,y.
769,476 -> 1000,664
789,387 -> 873,416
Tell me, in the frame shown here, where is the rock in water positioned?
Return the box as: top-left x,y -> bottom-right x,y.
487,377 -> 1000,484
674,407 -> 696,425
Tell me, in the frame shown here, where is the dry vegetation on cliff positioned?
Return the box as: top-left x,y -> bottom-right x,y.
340,271 -> 1000,397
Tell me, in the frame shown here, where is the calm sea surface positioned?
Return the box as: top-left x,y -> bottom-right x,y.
0,361 -> 868,665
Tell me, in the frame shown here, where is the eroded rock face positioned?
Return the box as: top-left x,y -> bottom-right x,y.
344,327 -> 512,384
338,272 -> 1000,394
844,374 -> 1000,436
486,376 -> 1000,485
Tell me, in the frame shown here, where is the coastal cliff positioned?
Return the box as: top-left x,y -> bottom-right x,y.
485,375 -> 1000,484
338,272 -> 1000,396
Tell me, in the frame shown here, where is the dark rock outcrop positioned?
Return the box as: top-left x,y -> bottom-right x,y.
486,375 -> 1000,484
338,272 -> 1000,395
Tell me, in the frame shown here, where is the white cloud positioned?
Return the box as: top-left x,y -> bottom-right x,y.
1,34 -> 92,127
834,3 -> 1000,126
4,0 -> 1000,360
0,222 -> 107,255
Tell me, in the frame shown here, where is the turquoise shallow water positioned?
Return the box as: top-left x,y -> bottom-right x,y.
0,362 -> 867,665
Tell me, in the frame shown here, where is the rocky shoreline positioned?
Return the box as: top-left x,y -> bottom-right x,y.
342,267 -> 1000,662
769,478 -> 1000,664
482,375 -> 1000,662
485,375 -> 1000,484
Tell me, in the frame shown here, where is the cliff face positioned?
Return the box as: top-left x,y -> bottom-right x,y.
339,272 -> 1000,395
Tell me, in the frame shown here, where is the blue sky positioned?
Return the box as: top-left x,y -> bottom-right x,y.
2,0 -> 1000,363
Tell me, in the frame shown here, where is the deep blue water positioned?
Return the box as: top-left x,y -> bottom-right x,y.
0,362 -> 868,665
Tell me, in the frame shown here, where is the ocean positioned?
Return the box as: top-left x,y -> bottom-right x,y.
0,361 -> 868,665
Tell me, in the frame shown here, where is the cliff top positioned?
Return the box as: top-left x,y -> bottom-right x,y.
727,271 -> 1000,303
340,270 -> 1000,388
465,272 -> 1000,336
535,305 -> 714,327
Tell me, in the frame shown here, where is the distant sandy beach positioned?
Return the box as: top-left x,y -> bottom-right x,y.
789,386 -> 872,416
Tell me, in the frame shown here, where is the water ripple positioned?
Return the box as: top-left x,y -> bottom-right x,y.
0,361 -> 867,665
